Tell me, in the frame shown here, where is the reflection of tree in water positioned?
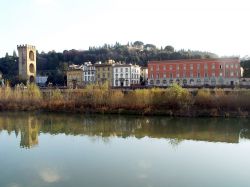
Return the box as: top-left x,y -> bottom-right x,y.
0,113 -> 250,149
169,138 -> 183,148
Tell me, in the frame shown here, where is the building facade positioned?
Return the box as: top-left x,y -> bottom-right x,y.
94,60 -> 115,86
67,65 -> 84,88
17,44 -> 37,83
113,63 -> 141,87
83,62 -> 95,85
148,58 -> 241,86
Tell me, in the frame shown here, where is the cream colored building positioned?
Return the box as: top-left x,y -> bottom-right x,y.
67,65 -> 84,88
94,60 -> 115,86
17,45 -> 36,83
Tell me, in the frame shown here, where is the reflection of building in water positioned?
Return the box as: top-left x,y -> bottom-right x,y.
20,116 -> 39,148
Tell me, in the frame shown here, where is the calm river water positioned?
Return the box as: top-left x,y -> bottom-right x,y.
0,112 -> 250,187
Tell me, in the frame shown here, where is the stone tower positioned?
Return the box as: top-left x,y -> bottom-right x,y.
17,44 -> 36,83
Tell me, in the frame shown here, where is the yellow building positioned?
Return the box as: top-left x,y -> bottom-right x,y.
67,65 -> 84,89
17,44 -> 37,83
94,60 -> 115,86
20,116 -> 39,149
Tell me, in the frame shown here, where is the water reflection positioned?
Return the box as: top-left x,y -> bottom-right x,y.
0,112 -> 250,148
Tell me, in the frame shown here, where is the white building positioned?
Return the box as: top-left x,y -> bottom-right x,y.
113,63 -> 141,87
83,62 -> 95,85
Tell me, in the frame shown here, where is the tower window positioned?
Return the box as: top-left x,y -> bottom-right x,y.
29,63 -> 35,73
29,51 -> 35,61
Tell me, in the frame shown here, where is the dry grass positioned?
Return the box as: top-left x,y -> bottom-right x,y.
0,83 -> 250,116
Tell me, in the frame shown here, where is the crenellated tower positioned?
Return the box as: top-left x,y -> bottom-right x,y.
17,44 -> 36,83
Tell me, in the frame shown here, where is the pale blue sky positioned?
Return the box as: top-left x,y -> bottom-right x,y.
0,0 -> 250,57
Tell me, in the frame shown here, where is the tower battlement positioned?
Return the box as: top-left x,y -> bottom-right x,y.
17,44 -> 36,49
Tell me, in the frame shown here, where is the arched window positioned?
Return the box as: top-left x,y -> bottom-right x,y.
211,78 -> 216,85
183,79 -> 187,85
29,63 -> 35,73
197,79 -> 201,85
29,51 -> 34,61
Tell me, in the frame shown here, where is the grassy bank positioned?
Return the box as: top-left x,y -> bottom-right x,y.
0,83 -> 250,117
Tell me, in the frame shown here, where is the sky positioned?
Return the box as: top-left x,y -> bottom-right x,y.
0,0 -> 250,57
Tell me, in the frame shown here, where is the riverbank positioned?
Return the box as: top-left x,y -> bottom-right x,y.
0,83 -> 249,117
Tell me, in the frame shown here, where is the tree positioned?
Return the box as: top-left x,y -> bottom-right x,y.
13,50 -> 17,57
133,41 -> 144,47
164,45 -> 175,53
144,44 -> 156,51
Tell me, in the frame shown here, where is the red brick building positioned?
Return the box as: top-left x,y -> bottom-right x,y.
148,58 -> 241,86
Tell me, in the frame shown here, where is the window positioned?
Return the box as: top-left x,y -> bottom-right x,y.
176,73 -> 180,78
230,72 -> 234,77
121,74 -> 123,78
177,65 -> 179,70
125,68 -> 128,72
156,80 -> 160,84
170,73 -> 173,78
150,80 -> 154,85
235,64 -> 238,68
197,64 -> 200,70
125,80 -> 129,86
205,64 -> 208,69
115,74 -> 118,78
156,65 -> 159,71
150,66 -> 153,71
125,73 -> 128,78
226,64 -> 229,68
183,71 -> 186,78
183,65 -> 186,70
170,65 -> 173,70
116,69 -> 118,73
197,72 -> 200,78
190,71 -> 193,78
156,74 -> 159,79
29,51 -> 35,61
121,68 -> 123,72
151,74 -> 153,78
205,72 -> 208,77
163,80 -> 167,84
212,64 -> 215,69
98,74 -> 100,78
219,72 -> 223,76
190,64 -> 193,70
163,66 -> 166,71
163,73 -> 166,78
230,64 -> 234,68
102,73 -> 105,78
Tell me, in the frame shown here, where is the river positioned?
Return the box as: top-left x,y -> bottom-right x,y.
0,112 -> 250,187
